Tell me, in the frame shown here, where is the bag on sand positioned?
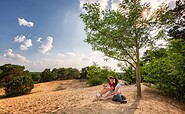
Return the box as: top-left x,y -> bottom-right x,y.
112,94 -> 127,104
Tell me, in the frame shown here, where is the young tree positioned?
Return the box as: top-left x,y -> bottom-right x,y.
80,0 -> 174,97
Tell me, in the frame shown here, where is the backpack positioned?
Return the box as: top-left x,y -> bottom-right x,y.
112,94 -> 127,103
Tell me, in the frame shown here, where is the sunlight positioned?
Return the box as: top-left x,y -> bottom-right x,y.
142,9 -> 148,18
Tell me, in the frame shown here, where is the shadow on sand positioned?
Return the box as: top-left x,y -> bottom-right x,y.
123,97 -> 141,114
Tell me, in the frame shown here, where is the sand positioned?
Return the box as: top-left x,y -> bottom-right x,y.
0,79 -> 184,114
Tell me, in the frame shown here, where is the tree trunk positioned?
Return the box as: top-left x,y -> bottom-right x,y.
136,47 -> 142,97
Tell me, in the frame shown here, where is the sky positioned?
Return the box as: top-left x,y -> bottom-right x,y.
0,0 -> 176,72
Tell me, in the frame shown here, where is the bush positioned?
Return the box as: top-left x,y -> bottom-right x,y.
31,72 -> 41,84
4,75 -> 34,97
0,64 -> 29,86
40,69 -> 54,82
86,64 -> 116,86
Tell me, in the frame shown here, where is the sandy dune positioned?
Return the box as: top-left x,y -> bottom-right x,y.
0,79 -> 184,114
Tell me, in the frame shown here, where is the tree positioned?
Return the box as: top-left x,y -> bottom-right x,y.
5,75 -> 34,97
40,69 -> 53,82
80,67 -> 89,79
0,64 -> 29,86
142,41 -> 185,101
86,63 -> 116,86
63,68 -> 80,79
30,72 -> 41,84
80,0 -> 174,97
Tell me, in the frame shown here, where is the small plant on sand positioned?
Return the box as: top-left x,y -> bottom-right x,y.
4,75 -> 34,97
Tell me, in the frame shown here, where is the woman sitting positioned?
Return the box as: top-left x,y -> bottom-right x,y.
99,77 -> 121,100
96,76 -> 114,98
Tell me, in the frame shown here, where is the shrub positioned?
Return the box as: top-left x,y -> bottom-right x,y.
31,72 -> 41,84
4,75 -> 34,97
0,64 -> 29,86
40,69 -> 54,82
86,64 -> 116,86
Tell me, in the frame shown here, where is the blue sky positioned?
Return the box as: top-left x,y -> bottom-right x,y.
0,0 -> 176,72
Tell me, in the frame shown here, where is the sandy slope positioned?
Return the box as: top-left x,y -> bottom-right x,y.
0,79 -> 184,114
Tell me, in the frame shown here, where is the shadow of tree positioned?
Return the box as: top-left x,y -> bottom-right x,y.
123,97 -> 141,114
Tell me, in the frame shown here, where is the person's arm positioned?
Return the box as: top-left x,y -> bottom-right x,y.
111,87 -> 119,95
105,86 -> 114,91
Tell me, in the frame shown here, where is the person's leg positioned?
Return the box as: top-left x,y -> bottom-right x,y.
99,95 -> 114,100
102,91 -> 111,97
96,88 -> 107,99
100,87 -> 109,95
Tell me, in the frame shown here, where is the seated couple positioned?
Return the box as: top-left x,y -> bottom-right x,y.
96,76 -> 125,102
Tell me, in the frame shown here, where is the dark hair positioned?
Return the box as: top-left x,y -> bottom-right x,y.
109,76 -> 113,79
114,77 -> 119,87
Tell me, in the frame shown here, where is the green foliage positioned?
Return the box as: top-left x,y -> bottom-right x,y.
86,63 -> 116,86
63,68 -> 80,79
0,64 -> 29,86
142,40 -> 185,101
40,69 -> 53,82
4,75 -> 34,97
122,68 -> 136,84
80,67 -> 89,79
40,67 -> 80,82
117,63 -> 136,84
168,0 -> 185,39
30,72 -> 41,84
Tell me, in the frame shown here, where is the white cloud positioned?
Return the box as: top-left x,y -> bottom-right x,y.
141,0 -> 177,10
111,0 -> 122,10
79,0 -> 109,10
58,53 -> 65,57
14,35 -> 26,43
81,54 -> 92,60
111,0 -> 176,11
20,39 -> 33,50
36,37 -> 42,43
3,49 -> 28,62
39,36 -> 53,54
18,18 -> 34,27
67,52 -> 76,56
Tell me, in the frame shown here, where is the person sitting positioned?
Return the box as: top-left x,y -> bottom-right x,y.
98,77 -> 127,103
96,76 -> 114,98
99,77 -> 122,100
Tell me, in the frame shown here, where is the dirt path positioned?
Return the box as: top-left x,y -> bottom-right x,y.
0,80 -> 184,114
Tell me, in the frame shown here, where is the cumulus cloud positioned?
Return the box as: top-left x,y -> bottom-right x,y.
36,37 -> 42,43
20,39 -> 33,50
141,0 -> 176,10
67,52 -> 76,56
81,54 -> 92,60
111,0 -> 122,10
79,0 -> 109,10
111,0 -> 176,11
58,53 -> 65,57
18,18 -> 34,27
3,49 -> 27,62
14,35 -> 26,43
39,36 -> 53,54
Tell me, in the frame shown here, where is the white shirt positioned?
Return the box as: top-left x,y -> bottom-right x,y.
115,83 -> 121,94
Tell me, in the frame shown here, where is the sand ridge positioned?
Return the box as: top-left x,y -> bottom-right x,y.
0,79 -> 184,114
